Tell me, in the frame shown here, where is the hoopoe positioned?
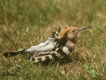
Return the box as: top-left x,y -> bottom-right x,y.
29,26 -> 91,63
3,26 -> 91,63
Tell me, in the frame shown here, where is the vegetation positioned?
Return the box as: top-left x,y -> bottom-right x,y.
0,0 -> 106,80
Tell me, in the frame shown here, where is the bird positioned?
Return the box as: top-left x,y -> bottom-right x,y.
29,26 -> 91,63
3,26 -> 91,63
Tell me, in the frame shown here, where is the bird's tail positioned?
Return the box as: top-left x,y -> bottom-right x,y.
3,49 -> 27,57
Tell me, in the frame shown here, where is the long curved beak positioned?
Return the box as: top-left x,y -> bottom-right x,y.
79,26 -> 91,31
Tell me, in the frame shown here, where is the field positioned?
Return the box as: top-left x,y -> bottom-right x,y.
0,0 -> 106,80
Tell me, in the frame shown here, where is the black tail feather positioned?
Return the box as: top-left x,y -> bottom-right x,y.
3,52 -> 19,57
3,49 -> 27,57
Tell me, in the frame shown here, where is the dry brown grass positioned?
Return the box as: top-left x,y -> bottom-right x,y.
0,0 -> 106,80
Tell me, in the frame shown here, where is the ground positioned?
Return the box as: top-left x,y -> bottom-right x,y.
0,0 -> 106,80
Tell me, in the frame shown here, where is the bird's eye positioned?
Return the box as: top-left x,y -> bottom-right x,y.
72,30 -> 75,33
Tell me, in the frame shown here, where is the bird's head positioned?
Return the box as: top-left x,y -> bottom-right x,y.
58,26 -> 91,43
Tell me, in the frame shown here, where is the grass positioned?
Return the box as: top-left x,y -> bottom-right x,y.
0,0 -> 106,80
